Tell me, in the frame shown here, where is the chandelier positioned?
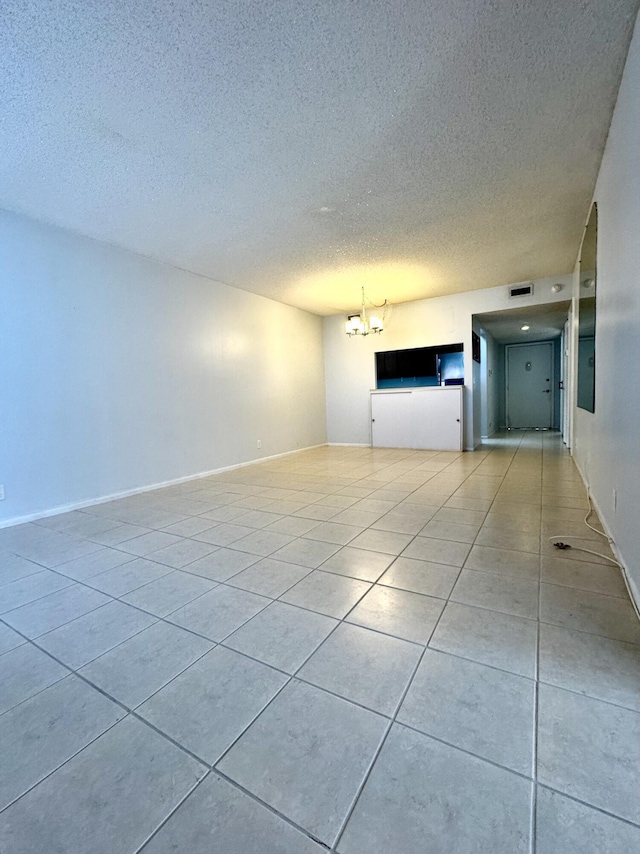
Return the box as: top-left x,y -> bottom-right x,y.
345,287 -> 388,336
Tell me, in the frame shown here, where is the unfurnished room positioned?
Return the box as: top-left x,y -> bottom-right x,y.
1,1 -> 639,852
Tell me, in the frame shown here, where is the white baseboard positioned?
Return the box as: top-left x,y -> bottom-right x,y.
327,442 -> 371,447
0,443 -> 328,530
571,456 -> 640,618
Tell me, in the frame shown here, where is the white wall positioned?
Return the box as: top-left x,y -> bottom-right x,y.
324,275 -> 572,450
0,210 -> 327,525
478,329 -> 501,438
486,332 -> 502,436
572,11 -> 640,600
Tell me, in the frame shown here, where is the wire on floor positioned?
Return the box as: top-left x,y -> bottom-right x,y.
547,491 -> 640,622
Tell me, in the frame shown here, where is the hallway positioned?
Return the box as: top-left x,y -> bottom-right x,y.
1,433 -> 638,852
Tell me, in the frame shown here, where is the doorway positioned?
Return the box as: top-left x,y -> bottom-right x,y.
506,342 -> 553,428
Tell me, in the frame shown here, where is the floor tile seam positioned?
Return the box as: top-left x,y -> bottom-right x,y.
537,615 -> 640,646
113,570 -> 231,620
0,624 -> 29,658
300,573 -> 454,623
55,522 -> 141,544
0,712 -> 128,816
329,715 -> 396,852
110,534 -> 216,560
539,578 -> 629,601
470,536 -> 543,557
288,674 -> 398,720
374,575 -> 458,602
0,574 -> 78,614
264,560 -> 436,689
0,537 -> 106,567
424,642 -> 538,683
132,655 -> 297,770
0,561 -> 45,588
0,656 -> 71,721
394,717 -> 537,782
0,593 -> 119,642
451,563 -> 541,585
82,528 -> 159,547
220,562 -> 319,601
535,676 -> 640,715
10,573 -> 165,646
204,664 -> 320,775
330,579 -> 458,851
213,766 -> 333,851
299,529 -> 368,547
30,515 -> 121,538
34,607 -> 162,670
115,571 -> 224,614
78,640 -> 262,762
311,564 -> 389,626
0,560 -> 76,596
18,623 -> 218,732
0,591 -> 126,645
539,576 -> 638,604
214,573 -> 312,605
125,704 -> 219,770
191,531 -> 315,556
133,543 -> 227,570
217,635 -> 319,678
446,589 -> 540,622
283,571 -> 431,684
254,593 -> 429,649
460,550 -> 541,578
44,560 -> 171,606
164,585 -> 332,638
54,548 -> 140,576
534,782 -> 640,830
531,550 -> 543,853
77,544 -> 182,580
160,586 -> 274,644
131,771 -> 216,854
0,619 -> 140,718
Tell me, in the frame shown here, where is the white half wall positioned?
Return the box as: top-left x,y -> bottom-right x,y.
324,275 -> 572,450
0,210 -> 327,524
572,11 -> 640,600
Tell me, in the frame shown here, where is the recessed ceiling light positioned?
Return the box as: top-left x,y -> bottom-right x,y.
521,324 -> 530,331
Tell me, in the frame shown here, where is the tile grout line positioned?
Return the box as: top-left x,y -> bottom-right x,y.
531,433 -> 545,854
473,430 -> 540,850
329,561 -> 462,853
2,434 -> 637,849
0,709 -> 127,815
131,771 -> 215,854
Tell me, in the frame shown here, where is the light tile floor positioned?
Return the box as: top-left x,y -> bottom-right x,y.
1,431 -> 639,853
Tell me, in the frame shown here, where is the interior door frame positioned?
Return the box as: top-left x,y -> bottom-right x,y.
505,341 -> 554,429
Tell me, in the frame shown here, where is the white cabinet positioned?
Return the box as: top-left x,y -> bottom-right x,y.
371,387 -> 463,451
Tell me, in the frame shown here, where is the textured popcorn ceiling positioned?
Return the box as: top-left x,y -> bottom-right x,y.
1,0 -> 638,315
476,301 -> 572,343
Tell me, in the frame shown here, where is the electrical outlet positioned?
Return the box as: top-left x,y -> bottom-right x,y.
0,484 -> 4,501
256,440 -> 262,449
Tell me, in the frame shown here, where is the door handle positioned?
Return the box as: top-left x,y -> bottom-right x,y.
543,390 -> 550,393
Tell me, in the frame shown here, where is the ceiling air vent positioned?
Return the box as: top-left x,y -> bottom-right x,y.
509,283 -> 534,298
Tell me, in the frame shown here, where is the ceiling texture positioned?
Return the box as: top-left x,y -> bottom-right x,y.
475,300 -> 572,344
1,0 -> 638,315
